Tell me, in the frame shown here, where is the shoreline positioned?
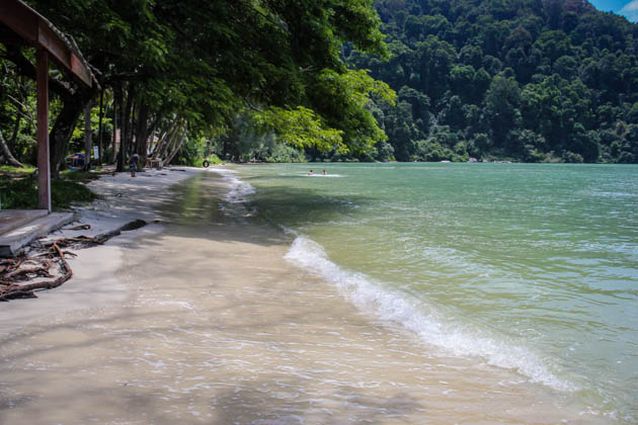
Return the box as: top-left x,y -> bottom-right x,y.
0,167 -> 203,332
0,167 -> 614,424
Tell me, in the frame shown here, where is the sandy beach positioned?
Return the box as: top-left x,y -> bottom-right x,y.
0,168 -> 609,424
0,167 -> 201,331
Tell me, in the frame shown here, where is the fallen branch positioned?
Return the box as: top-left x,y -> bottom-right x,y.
40,219 -> 148,250
63,224 -> 91,231
0,243 -> 72,301
0,219 -> 148,302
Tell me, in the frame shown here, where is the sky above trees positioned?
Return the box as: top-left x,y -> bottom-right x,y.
590,0 -> 638,20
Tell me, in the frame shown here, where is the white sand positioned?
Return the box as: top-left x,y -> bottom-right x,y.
0,166 -> 203,331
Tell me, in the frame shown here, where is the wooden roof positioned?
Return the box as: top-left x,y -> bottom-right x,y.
0,0 -> 94,87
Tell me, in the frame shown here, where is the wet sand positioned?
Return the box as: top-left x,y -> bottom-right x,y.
0,171 -> 607,424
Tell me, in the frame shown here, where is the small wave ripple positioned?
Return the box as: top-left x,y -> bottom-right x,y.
210,168 -> 256,217
284,235 -> 576,392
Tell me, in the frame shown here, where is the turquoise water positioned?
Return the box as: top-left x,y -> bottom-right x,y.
232,163 -> 638,422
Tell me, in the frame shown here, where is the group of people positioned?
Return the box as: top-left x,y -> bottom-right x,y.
308,169 -> 328,176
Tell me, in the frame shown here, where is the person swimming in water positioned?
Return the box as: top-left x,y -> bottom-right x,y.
308,169 -> 314,175
322,169 -> 327,175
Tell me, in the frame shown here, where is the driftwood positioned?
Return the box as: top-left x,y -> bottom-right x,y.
63,224 -> 91,231
0,219 -> 148,302
0,243 -> 71,301
42,219 -> 148,250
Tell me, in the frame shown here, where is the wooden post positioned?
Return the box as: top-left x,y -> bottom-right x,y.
36,48 -> 50,213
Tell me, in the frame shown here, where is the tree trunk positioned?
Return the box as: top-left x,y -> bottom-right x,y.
83,100 -> 93,170
49,94 -> 88,178
158,121 -> 182,160
0,127 -> 23,167
165,133 -> 186,165
112,88 -> 120,165
116,85 -> 125,172
127,101 -> 137,157
117,83 -> 135,172
134,100 -> 150,164
97,89 -> 104,165
9,109 -> 22,150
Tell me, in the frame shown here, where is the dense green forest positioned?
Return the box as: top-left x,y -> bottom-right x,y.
1,0 -> 638,170
348,0 -> 638,163
0,0 -> 391,172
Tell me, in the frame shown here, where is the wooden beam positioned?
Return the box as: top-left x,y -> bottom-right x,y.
36,48 -> 51,212
0,0 -> 92,88
37,21 -> 92,87
0,0 -> 38,43
69,53 -> 92,87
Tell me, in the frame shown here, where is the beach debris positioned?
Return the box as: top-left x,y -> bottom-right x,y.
38,219 -> 148,250
63,223 -> 92,231
0,242 -> 72,301
0,219 -> 148,302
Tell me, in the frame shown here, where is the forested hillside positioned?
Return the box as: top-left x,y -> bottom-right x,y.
348,0 -> 638,163
2,0 -> 638,168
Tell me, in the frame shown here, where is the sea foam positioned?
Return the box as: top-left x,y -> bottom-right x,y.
284,234 -> 576,392
210,168 -> 256,217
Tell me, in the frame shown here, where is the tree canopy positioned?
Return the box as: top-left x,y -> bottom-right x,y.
2,0 -> 638,167
0,0 -> 392,170
348,0 -> 638,163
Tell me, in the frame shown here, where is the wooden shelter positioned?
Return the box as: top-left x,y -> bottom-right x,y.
0,0 -> 94,212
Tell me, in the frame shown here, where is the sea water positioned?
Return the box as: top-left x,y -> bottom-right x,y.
232,163 -> 638,423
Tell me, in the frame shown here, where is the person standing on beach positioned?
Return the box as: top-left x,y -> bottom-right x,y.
130,153 -> 140,177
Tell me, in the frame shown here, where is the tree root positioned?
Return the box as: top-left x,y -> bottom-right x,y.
40,219 -> 148,250
0,243 -> 72,301
0,219 -> 147,302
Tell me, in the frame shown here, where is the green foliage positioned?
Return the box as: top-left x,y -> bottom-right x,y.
0,165 -> 36,175
310,69 -> 396,156
12,0 -> 637,165
253,106 -> 345,153
206,154 -> 224,166
348,0 -> 638,163
0,175 -> 95,210
9,0 -> 391,167
175,135 -> 207,167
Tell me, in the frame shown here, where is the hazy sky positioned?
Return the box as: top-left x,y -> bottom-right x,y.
589,0 -> 638,21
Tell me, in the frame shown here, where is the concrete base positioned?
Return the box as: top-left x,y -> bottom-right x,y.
0,209 -> 48,235
0,210 -> 75,257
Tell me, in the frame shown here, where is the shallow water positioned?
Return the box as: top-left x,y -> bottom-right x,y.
234,163 -> 638,424
0,169 -> 630,424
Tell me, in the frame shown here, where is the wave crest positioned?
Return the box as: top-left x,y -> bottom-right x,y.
284,235 -> 576,392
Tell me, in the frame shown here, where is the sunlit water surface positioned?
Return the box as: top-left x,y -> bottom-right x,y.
235,163 -> 638,423
0,166 -> 635,424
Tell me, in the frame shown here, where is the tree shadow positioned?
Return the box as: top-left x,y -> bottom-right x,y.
155,171 -> 374,247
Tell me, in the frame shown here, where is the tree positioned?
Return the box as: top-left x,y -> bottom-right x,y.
484,75 -> 521,149
4,0 -> 392,171
352,0 -> 638,163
